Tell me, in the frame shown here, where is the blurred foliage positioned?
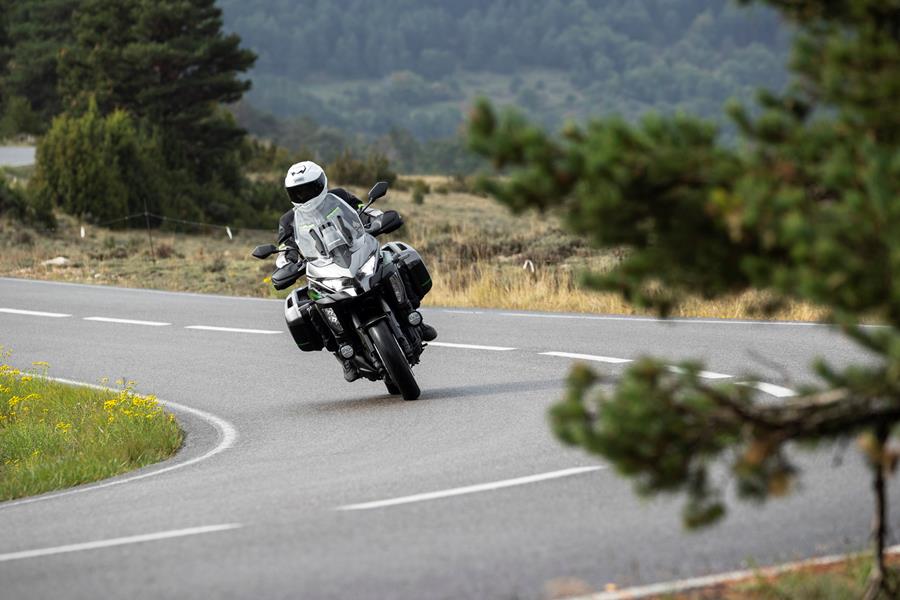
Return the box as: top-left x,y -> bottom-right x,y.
469,0 -> 900,592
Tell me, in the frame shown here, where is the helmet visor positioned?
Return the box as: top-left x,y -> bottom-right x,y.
287,173 -> 326,205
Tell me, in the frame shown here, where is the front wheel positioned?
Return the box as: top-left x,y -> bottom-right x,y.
369,320 -> 420,400
384,378 -> 400,395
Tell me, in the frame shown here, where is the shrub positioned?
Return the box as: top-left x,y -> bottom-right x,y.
0,172 -> 55,228
327,149 -> 397,188
411,179 -> 430,205
31,101 -> 168,225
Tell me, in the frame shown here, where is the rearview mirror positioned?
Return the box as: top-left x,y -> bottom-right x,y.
368,181 -> 389,203
251,244 -> 278,260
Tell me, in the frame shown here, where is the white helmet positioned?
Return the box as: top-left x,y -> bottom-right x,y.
284,161 -> 328,206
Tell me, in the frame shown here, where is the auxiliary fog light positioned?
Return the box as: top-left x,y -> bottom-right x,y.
390,272 -> 406,303
339,344 -> 355,359
322,307 -> 343,332
407,311 -> 423,326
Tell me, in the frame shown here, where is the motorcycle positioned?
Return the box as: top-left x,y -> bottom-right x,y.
251,182 -> 432,400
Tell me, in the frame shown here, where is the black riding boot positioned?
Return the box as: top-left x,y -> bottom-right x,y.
341,357 -> 359,382
420,323 -> 437,342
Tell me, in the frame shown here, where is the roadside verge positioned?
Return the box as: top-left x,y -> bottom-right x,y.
0,358 -> 236,509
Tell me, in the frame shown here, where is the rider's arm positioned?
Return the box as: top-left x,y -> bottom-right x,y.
277,209 -> 301,263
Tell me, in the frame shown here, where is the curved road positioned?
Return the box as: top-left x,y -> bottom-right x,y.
0,277 -> 896,599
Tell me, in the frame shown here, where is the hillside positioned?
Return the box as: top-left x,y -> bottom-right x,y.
220,0 -> 790,140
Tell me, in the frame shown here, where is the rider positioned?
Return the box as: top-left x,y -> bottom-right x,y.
278,160 -> 437,381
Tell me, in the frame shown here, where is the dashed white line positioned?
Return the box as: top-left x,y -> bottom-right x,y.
667,365 -> 733,380
337,466 -> 604,511
740,381 -> 797,398
0,524 -> 242,563
540,351 -> 632,364
0,308 -> 70,318
498,311 -> 888,328
84,316 -> 170,327
429,341 -> 516,351
185,325 -> 282,335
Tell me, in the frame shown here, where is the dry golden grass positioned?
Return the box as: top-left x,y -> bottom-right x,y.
0,185 -> 825,321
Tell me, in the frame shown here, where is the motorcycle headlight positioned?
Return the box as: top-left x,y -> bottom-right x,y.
360,254 -> 378,277
321,277 -> 355,292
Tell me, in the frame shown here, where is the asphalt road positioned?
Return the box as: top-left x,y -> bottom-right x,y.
0,277 -> 895,599
0,146 -> 36,167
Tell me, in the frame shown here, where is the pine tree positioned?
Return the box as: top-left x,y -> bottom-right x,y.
1,0 -> 78,129
468,0 -> 900,596
60,0 -> 256,189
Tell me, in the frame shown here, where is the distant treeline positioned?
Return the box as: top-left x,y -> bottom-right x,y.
221,0 -> 790,140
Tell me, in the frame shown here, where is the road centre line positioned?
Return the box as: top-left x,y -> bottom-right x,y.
498,311 -> 890,328
667,365 -> 733,380
84,316 -> 170,327
337,466 -> 604,511
2,377 -> 238,510
0,524 -> 242,563
0,307 -> 71,318
428,341 -> 516,351
540,351 -> 632,364
539,352 -> 799,397
185,325 -> 282,335
739,381 -> 797,398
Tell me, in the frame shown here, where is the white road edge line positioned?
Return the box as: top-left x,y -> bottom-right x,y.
84,316 -> 170,327
578,544 -> 900,600
185,325 -> 282,335
428,341 -> 516,351
540,351 -> 632,364
0,524 -> 243,563
1,377 -> 238,510
337,466 -> 604,511
0,308 -> 71,318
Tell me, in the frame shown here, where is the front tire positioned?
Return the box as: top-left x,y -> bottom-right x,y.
370,320 -> 420,400
384,378 -> 400,395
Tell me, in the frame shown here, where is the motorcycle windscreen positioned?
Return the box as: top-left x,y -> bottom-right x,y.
293,193 -> 366,268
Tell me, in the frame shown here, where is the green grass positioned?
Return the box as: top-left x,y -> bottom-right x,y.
0,352 -> 183,501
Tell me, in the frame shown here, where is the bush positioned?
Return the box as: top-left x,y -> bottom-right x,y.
327,149 -> 397,188
0,172 -> 55,229
31,101 -> 168,225
411,179 -> 430,205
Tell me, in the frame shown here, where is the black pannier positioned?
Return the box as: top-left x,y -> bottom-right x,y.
385,242 -> 432,307
284,289 -> 326,352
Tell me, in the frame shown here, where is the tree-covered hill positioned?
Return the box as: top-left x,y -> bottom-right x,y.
220,0 -> 790,140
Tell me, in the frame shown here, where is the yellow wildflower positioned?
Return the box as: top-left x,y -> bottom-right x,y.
55,421 -> 72,434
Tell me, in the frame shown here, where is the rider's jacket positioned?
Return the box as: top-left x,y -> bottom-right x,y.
277,188 -> 383,262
